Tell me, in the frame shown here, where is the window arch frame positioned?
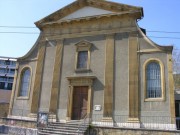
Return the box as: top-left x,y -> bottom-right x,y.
143,58 -> 165,101
17,66 -> 32,99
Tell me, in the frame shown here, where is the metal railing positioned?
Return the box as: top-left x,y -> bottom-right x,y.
2,109 -> 180,131
91,114 -> 179,130
77,114 -> 90,134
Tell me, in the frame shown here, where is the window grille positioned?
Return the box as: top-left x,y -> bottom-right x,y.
146,62 -> 161,98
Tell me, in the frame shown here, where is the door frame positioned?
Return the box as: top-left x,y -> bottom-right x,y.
66,76 -> 96,121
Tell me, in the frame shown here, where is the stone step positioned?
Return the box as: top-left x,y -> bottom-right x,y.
38,129 -> 84,135
48,124 -> 89,128
40,126 -> 85,132
38,131 -> 82,135
50,122 -> 88,126
46,126 -> 88,131
50,122 -> 89,127
50,123 -> 80,127
66,120 -> 84,124
40,129 -> 85,133
38,121 -> 88,135
46,126 -> 79,130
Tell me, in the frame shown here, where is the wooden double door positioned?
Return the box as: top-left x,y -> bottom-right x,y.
72,86 -> 88,120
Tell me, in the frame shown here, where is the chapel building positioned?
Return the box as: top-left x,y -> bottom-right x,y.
8,0 -> 175,129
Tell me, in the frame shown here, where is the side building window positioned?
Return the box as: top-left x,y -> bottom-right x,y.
175,101 -> 180,117
19,68 -> 31,97
146,62 -> 161,98
144,59 -> 165,101
75,40 -> 92,71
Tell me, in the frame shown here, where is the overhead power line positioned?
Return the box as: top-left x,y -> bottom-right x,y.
0,26 -> 36,28
148,36 -> 180,40
0,32 -> 39,34
147,31 -> 180,34
0,31 -> 180,40
0,25 -> 180,34
1,26 -> 180,39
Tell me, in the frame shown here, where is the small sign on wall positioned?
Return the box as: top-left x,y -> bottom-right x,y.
94,105 -> 101,111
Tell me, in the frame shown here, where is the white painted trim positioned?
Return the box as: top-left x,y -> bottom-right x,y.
92,121 -> 114,127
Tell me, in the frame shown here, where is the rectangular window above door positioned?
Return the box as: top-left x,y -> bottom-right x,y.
77,51 -> 88,69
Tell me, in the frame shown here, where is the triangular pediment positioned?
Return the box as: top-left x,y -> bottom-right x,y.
35,0 -> 143,28
60,6 -> 115,21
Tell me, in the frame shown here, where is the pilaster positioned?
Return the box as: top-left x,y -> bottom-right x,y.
30,42 -> 46,114
128,34 -> 139,123
66,85 -> 73,121
103,34 -> 114,121
49,40 -> 64,115
167,53 -> 176,124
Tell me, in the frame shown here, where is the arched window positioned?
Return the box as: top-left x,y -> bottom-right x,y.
146,62 -> 161,98
19,68 -> 31,97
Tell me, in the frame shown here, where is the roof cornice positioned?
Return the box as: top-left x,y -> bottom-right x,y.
35,0 -> 143,29
40,11 -> 141,27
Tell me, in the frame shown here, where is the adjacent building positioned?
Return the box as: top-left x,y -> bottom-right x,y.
7,0 -> 176,131
174,74 -> 180,128
0,57 -> 16,117
0,57 -> 16,103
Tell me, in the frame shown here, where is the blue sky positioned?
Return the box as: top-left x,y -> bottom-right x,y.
0,0 -> 180,58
